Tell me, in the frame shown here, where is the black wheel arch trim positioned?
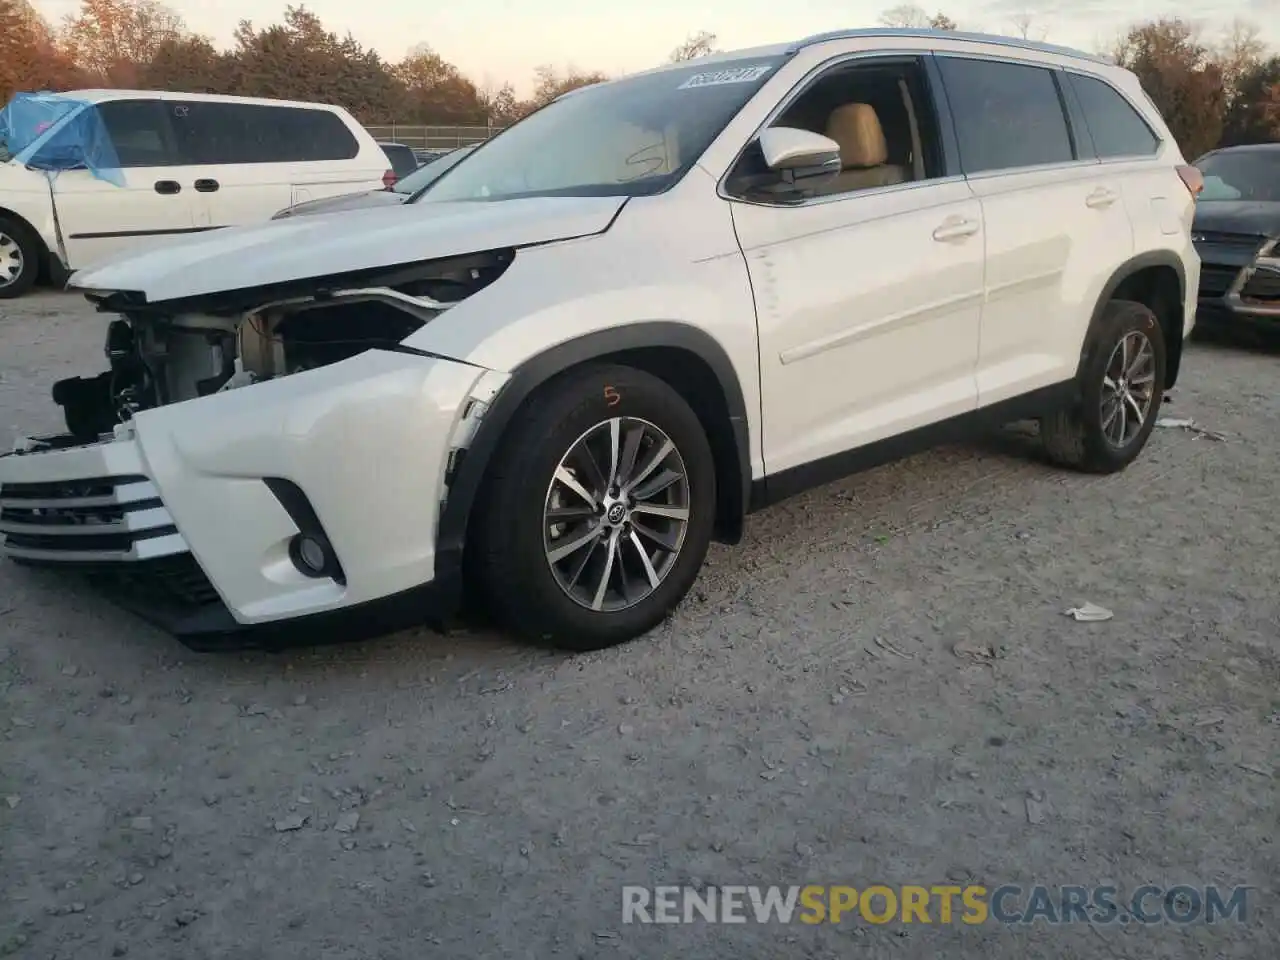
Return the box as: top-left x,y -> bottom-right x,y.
1080,250 -> 1187,386
433,321 -> 753,580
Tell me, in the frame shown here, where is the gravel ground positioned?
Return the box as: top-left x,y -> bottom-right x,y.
1,291 -> 1277,960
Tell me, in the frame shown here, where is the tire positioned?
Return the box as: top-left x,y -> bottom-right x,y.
469,363 -> 717,651
0,215 -> 40,299
1040,299 -> 1167,474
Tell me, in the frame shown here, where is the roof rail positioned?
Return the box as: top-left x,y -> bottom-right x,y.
790,27 -> 1108,65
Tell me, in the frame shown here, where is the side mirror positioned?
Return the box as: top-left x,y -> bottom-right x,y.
745,127 -> 841,197
760,127 -> 841,172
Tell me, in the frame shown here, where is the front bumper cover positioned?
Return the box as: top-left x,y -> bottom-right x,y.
0,349 -> 504,649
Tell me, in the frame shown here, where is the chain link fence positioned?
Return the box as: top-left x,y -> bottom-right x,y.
364,124 -> 506,150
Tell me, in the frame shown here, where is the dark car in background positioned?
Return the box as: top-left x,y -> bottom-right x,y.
272,144 -> 477,219
378,141 -> 420,185
1191,143 -> 1280,332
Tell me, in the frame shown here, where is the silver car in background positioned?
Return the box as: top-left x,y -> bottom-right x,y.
272,144 -> 478,219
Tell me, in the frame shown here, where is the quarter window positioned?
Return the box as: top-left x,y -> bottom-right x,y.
1067,73 -> 1160,158
936,57 -> 1074,173
166,102 -> 360,164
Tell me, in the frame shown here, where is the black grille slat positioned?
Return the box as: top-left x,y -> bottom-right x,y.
89,554 -> 221,608
1198,265 -> 1242,298
1243,271 -> 1280,301
1194,231 -> 1263,250
0,474 -> 176,561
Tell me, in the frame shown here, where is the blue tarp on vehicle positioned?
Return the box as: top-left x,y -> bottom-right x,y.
0,92 -> 125,187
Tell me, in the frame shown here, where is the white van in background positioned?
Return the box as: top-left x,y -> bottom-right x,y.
0,91 -> 390,298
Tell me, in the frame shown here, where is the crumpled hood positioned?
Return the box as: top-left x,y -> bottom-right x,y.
1192,201 -> 1280,240
276,189 -> 406,218
71,195 -> 628,303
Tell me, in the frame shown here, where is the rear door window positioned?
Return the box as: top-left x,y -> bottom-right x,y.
935,57 -> 1075,174
1065,73 -> 1160,159
167,102 -> 361,164
94,99 -> 178,167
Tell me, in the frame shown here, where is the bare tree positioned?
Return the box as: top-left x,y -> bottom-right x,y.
879,5 -> 956,30
1215,18 -> 1266,106
669,30 -> 718,62
1008,12 -> 1047,42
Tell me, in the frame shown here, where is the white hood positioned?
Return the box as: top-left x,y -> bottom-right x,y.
71,195 -> 628,303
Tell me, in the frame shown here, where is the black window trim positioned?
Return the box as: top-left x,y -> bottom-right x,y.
930,51 -> 1093,180
716,48 -> 966,209
1059,67 -> 1164,164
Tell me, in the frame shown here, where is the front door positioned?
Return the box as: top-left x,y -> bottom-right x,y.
725,56 -> 984,479
53,99 -> 197,271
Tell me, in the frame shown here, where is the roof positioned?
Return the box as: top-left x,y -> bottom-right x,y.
561,26 -> 1108,98
1203,142 -> 1280,155
792,27 -> 1107,65
60,89 -> 346,110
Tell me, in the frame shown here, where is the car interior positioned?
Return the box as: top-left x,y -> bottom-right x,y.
728,61 -> 940,200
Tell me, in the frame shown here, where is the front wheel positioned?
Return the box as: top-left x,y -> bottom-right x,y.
470,363 -> 716,651
0,216 -> 39,299
1040,299 -> 1167,473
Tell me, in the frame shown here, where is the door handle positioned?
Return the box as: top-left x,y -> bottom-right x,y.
194,179 -> 220,193
1086,187 -> 1118,208
932,216 -> 980,242
154,180 -> 181,195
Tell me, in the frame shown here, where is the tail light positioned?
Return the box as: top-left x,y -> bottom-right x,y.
381,168 -> 397,189
1176,164 -> 1203,198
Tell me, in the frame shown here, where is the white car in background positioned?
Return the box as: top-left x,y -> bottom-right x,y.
0,90 -> 389,298
0,29 -> 1200,652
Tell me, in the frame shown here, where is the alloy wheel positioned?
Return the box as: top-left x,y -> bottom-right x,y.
1100,330 -> 1156,448
543,416 -> 691,612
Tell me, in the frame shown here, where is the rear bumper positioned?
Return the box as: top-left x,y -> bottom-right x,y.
0,349 -> 504,649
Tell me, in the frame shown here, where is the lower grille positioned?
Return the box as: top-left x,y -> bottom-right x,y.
1242,269 -> 1280,301
84,553 -> 221,609
1198,264 -> 1242,298
0,474 -> 187,562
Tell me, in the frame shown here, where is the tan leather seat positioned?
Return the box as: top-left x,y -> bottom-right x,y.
822,103 -> 910,193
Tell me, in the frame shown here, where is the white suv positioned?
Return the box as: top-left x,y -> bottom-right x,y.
0,29 -> 1201,651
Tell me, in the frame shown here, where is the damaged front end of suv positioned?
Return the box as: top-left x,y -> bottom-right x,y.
0,247 -> 520,648
50,250 -> 513,442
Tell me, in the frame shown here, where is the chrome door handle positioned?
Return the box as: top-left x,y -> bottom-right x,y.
932,217 -> 980,242
1086,187 -> 1118,208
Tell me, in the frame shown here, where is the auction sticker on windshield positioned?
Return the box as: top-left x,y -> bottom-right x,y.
678,65 -> 773,89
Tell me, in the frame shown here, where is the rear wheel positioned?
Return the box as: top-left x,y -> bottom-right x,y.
1041,299 -> 1166,473
470,363 -> 716,651
0,216 -> 39,299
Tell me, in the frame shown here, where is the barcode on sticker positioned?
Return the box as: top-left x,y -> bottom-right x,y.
677,65 -> 772,89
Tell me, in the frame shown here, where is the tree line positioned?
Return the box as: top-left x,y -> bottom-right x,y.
1,0 -> 1277,157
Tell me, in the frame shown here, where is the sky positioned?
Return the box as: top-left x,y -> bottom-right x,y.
30,0 -> 1280,96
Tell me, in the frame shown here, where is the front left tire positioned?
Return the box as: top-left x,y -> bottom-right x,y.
469,363 -> 716,651
0,215 -> 39,299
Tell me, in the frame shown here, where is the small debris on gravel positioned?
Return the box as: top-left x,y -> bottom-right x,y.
1065,602 -> 1114,622
334,812 -> 360,833
274,814 -> 309,832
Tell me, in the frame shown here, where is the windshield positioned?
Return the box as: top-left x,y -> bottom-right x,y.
396,145 -> 476,195
1196,150 -> 1280,202
414,54 -> 789,203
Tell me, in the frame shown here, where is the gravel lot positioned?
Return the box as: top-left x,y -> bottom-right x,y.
1,291 -> 1277,960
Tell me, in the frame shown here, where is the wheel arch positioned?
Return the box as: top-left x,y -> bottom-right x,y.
434,322 -> 753,581
1081,251 -> 1187,389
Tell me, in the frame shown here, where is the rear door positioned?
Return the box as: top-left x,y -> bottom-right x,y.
53,98 -> 197,270
1061,70 -> 1182,245
164,100 -> 296,228
934,54 -> 1134,406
